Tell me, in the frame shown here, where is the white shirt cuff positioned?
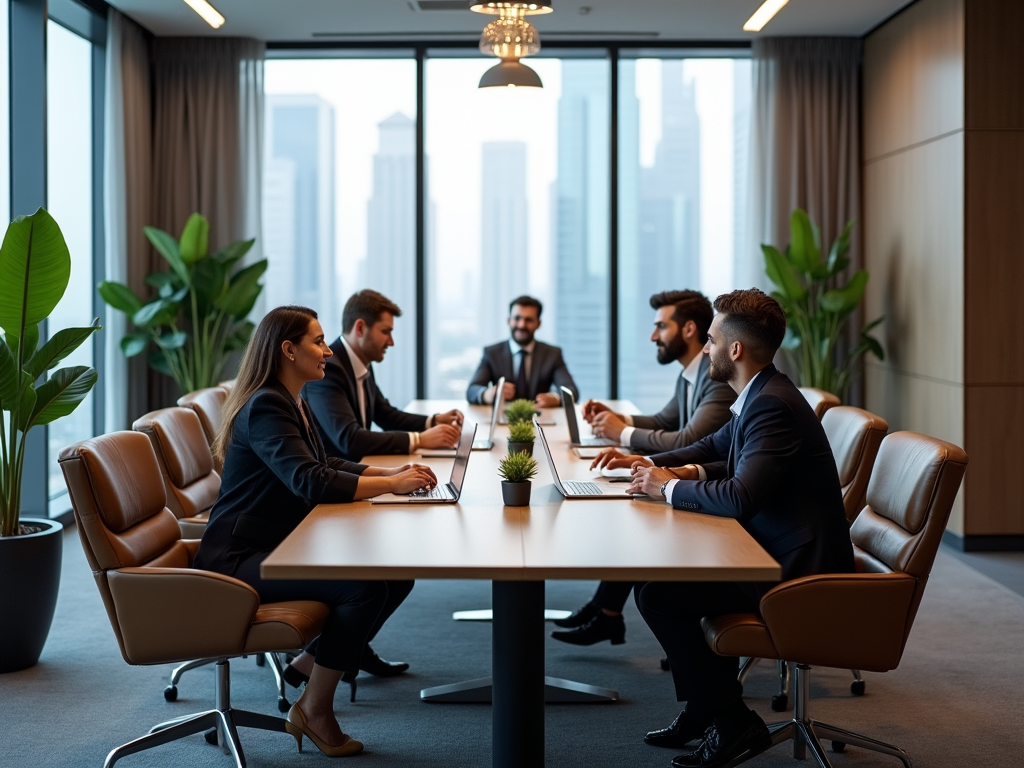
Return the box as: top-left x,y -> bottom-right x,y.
622,414 -> 634,426
663,478 -> 678,502
408,432 -> 419,452
425,415 -> 434,429
620,426 -> 636,446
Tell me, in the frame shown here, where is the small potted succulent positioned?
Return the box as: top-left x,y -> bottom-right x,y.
507,420 -> 535,457
504,398 -> 536,425
498,450 -> 538,506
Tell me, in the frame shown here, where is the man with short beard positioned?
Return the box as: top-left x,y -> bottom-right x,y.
550,290 -> 735,647
609,289 -> 852,768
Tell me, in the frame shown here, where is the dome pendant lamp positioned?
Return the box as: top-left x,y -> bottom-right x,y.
470,2 -> 553,89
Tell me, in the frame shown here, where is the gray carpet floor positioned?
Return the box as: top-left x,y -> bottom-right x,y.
1,527 -> 1022,767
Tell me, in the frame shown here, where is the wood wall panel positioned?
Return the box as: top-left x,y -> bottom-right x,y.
863,0 -> 964,162
964,386 -> 1024,534
965,0 -> 1024,129
965,131 -> 1024,384
864,133 -> 964,385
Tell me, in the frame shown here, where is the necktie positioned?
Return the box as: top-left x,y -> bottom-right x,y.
357,373 -> 369,428
515,349 -> 530,401
682,378 -> 691,425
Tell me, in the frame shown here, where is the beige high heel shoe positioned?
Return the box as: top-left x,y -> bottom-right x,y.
285,703 -> 364,757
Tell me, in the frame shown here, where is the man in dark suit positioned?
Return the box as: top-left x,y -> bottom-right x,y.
466,295 -> 579,407
617,288 -> 853,768
550,290 -> 736,646
304,290 -> 464,461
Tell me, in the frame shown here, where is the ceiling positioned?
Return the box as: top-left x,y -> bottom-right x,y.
106,0 -> 917,43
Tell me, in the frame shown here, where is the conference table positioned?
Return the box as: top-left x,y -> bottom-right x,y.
262,399 -> 781,768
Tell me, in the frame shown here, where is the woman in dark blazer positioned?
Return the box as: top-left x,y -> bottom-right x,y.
194,305 -> 436,757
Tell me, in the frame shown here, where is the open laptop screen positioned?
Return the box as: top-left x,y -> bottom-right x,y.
449,423 -> 478,493
560,386 -> 582,444
533,417 -> 567,495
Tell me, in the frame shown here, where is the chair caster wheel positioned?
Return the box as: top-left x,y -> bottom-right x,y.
770,694 -> 788,712
163,685 -> 178,702
205,729 -> 219,746
278,697 -> 290,713
255,654 -> 265,667
659,657 -> 671,671
832,741 -> 846,753
851,679 -> 866,696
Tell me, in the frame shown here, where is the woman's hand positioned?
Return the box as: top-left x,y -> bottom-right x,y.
389,464 -> 438,494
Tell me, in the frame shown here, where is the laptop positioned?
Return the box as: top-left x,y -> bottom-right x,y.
421,378 -> 504,457
371,422 -> 477,504
560,386 -> 629,449
533,418 -> 637,499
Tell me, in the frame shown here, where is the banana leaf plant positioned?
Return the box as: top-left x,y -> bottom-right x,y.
99,213 -> 266,394
762,209 -> 884,398
0,209 -> 101,537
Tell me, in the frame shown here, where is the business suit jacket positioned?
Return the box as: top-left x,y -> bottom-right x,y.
303,338 -> 429,461
629,355 -> 736,452
193,378 -> 367,577
651,364 -> 853,597
466,340 -> 579,404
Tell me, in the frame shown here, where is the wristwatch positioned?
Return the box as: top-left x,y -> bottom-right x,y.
660,480 -> 671,501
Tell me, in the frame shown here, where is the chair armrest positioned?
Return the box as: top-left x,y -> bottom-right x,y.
107,567 -> 260,665
759,572 -> 918,673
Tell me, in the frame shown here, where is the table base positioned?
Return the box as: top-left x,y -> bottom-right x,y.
420,676 -> 618,703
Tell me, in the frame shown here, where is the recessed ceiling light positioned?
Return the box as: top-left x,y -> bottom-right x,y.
183,0 -> 226,29
743,0 -> 789,32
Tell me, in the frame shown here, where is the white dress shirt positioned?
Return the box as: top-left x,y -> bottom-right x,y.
620,352 -> 703,447
509,338 -> 536,382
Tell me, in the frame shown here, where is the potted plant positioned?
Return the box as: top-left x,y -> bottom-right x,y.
507,420 -> 535,457
99,213 -> 266,395
504,398 -> 536,425
498,450 -> 538,506
763,208 -> 885,398
0,209 -> 101,672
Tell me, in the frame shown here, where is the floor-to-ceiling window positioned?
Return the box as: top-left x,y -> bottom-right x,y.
424,56 -> 610,401
0,0 -> 9,223
44,17 -> 97,511
263,57 -> 418,407
617,55 -> 751,412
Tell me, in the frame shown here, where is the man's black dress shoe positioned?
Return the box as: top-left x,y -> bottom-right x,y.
359,645 -> 409,677
670,713 -> 772,768
553,600 -> 600,629
551,611 -> 625,645
644,710 -> 713,748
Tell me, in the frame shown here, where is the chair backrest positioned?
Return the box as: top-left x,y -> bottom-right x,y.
799,386 -> 841,420
59,432 -> 192,658
821,406 -> 889,523
132,407 -> 220,523
850,431 -> 968,651
218,378 -> 236,394
177,386 -> 228,471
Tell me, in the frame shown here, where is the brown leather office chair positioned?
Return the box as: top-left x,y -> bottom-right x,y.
218,378 -> 237,394
59,431 -> 328,768
133,407 -> 219,539
704,431 -> 968,768
799,387 -> 841,420
177,386 -> 229,473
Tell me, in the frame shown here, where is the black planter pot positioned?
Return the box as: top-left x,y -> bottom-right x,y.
507,440 -> 534,457
0,518 -> 63,673
501,481 -> 532,506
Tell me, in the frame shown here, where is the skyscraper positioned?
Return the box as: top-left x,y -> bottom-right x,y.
263,94 -> 336,328
362,112 -> 416,407
553,60 -> 610,398
479,141 -> 529,344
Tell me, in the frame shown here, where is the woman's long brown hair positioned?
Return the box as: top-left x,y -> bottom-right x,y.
213,305 -> 319,464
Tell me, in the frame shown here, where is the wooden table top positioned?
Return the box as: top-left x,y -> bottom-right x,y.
261,400 -> 781,583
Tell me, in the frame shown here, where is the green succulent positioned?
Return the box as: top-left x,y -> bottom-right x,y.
504,398 -> 536,425
498,450 -> 538,483
507,420 -> 535,443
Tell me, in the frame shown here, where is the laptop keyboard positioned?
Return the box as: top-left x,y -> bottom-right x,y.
411,485 -> 450,499
565,481 -> 603,495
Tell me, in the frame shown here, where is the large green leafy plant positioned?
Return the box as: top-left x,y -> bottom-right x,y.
99,213 -> 266,394
763,209 -> 884,398
0,209 -> 101,537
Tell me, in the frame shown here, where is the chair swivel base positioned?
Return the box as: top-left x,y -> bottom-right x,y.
726,664 -> 911,768
165,651 -> 295,713
107,658 -> 290,768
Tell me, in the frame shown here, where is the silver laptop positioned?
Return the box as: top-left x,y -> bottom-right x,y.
421,378 -> 504,457
372,423 -> 477,504
533,418 -> 636,499
560,386 -> 629,448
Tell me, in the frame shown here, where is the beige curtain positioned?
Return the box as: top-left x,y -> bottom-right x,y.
745,37 -> 863,403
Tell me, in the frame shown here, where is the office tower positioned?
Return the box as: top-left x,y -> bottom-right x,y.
263,94 -> 336,330
732,58 -> 755,291
553,60 -> 610,398
363,112 -> 416,407
479,141 -> 529,345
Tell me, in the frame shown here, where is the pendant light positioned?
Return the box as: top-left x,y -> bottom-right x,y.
471,2 -> 553,89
